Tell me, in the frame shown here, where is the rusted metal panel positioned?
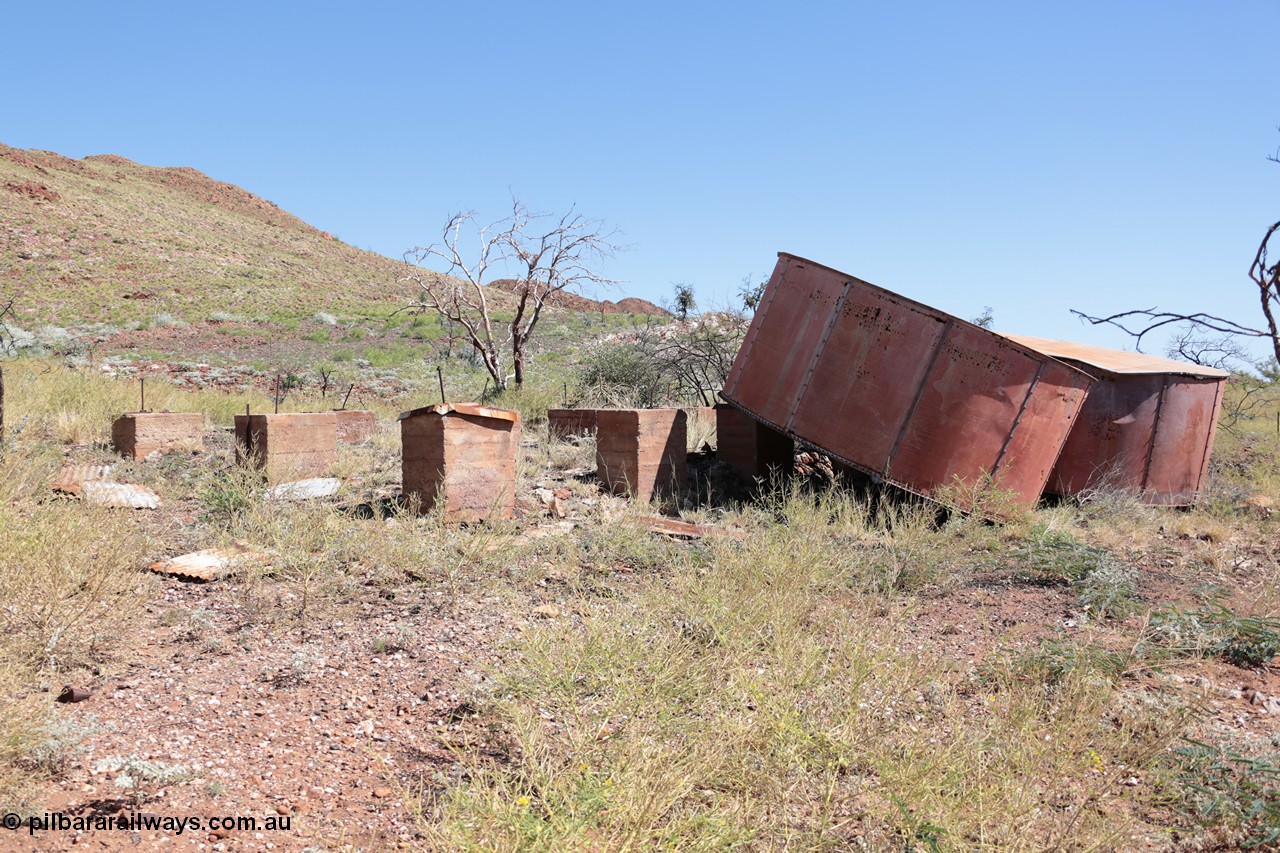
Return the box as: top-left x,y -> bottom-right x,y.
1000,335 -> 1229,378
722,253 -> 1094,510
1004,334 -> 1226,506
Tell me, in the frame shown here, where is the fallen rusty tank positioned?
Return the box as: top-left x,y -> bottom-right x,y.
1002,334 -> 1227,506
721,253 -> 1095,510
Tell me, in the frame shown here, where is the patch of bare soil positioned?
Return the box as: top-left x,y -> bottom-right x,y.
32,573 -> 509,851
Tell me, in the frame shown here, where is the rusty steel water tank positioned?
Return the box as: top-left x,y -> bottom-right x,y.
1002,334 -> 1227,506
721,253 -> 1095,510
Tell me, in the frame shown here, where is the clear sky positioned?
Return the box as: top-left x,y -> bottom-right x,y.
4,1 -> 1278,357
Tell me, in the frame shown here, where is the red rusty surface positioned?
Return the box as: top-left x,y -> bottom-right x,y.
1004,335 -> 1226,506
722,254 -> 1095,510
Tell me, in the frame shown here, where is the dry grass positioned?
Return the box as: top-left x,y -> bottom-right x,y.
422,489 -> 1187,851
0,424 -> 155,809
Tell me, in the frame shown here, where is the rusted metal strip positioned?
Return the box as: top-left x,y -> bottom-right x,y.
990,362 -> 1045,477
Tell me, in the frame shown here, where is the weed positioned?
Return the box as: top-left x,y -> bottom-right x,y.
196,468 -> 257,524
426,488 -> 1180,850
1146,602 -> 1280,667
93,756 -> 194,805
1010,527 -> 1137,619
22,715 -> 109,775
1174,739 -> 1280,848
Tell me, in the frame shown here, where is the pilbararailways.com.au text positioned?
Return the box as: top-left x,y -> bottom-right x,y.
3,811 -> 292,836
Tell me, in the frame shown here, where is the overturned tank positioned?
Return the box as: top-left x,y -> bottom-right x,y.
720,253 -> 1095,511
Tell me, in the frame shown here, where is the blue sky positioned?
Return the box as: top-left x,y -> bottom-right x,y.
4,1 -> 1278,357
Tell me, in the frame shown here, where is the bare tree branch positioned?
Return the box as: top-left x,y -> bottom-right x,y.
1069,306 -> 1272,354
400,202 -> 621,392
1165,329 -> 1255,371
1072,134 -> 1280,372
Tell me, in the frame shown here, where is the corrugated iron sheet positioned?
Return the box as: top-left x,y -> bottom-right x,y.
264,477 -> 341,501
1007,335 -> 1226,505
722,253 -> 1095,510
51,464 -> 114,495
80,480 -> 160,509
149,543 -> 274,581
398,403 -> 520,423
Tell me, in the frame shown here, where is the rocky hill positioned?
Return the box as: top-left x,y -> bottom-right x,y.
0,144 -> 413,325
0,143 -> 666,328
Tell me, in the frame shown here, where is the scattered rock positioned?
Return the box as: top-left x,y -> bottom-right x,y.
5,181 -> 59,202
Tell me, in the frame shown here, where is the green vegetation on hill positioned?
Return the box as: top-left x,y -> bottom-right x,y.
0,144 -> 412,325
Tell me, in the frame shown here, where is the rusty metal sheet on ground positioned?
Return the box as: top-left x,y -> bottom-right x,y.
149,543 -> 274,581
722,253 -> 1094,510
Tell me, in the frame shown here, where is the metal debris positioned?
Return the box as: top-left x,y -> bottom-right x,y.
644,517 -> 710,539
51,464 -> 114,495
1003,333 -> 1226,506
56,686 -> 91,704
80,480 -> 160,509
264,477 -> 341,501
149,542 -> 274,582
721,253 -> 1094,511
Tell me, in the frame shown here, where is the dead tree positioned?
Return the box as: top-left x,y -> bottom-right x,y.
400,200 -> 621,391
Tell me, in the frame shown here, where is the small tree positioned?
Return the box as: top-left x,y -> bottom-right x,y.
739,274 -> 767,313
578,312 -> 749,408
671,282 -> 697,320
401,200 -> 621,391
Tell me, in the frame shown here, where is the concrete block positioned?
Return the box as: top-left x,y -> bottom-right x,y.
547,408 -> 599,437
111,412 -> 203,459
715,404 -> 793,482
400,403 -> 521,522
234,413 -> 338,482
596,408 -> 687,501
334,410 -> 376,443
